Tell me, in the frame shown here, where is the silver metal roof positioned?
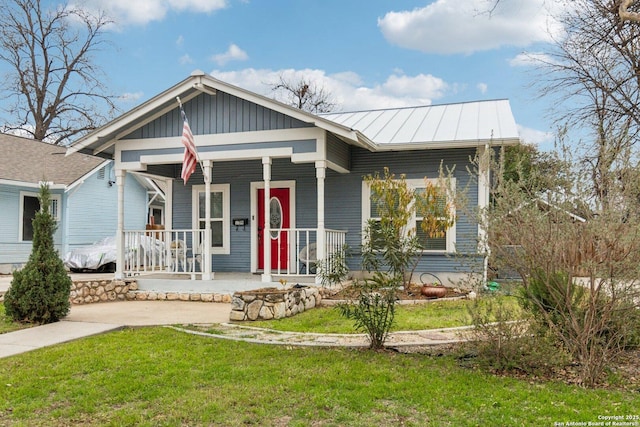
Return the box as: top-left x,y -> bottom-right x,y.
321,99 -> 520,147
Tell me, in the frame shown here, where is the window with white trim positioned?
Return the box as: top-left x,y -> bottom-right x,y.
361,178 -> 456,253
19,191 -> 61,242
192,184 -> 230,254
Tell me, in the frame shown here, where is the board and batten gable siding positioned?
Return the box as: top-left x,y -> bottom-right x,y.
0,184 -> 64,266
124,91 -> 313,140
324,147 -> 482,273
171,158 -> 318,272
64,164 -> 147,251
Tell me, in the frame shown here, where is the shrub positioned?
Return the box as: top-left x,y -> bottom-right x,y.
468,295 -> 570,375
337,273 -> 397,349
4,184 -> 71,323
317,244 -> 350,287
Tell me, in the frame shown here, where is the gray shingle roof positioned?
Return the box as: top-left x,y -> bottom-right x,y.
0,133 -> 107,186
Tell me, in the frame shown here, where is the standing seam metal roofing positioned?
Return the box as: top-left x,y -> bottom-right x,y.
320,99 -> 519,145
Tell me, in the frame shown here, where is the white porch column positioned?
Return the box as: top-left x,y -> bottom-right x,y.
115,169 -> 126,280
262,157 -> 272,282
477,144 -> 491,285
315,161 -> 327,284
203,160 -> 213,280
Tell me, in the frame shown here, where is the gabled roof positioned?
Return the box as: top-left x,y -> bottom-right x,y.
67,70 -> 371,156
67,71 -> 520,157
0,133 -> 108,188
320,99 -> 520,149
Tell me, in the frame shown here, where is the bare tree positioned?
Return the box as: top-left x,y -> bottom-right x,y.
527,0 -> 640,210
270,75 -> 336,113
618,0 -> 640,22
0,0 -> 117,145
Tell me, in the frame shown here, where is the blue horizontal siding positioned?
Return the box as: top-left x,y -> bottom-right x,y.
65,164 -> 147,252
325,147 -> 480,273
169,147 -> 482,275
0,184 -> 64,264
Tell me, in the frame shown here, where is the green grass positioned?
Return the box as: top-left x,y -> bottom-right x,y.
0,303 -> 33,334
242,296 -> 522,333
0,327 -> 637,426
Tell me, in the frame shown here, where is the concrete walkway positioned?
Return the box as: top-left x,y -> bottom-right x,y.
1,301 -> 233,359
173,323 -> 471,348
1,299 -> 470,359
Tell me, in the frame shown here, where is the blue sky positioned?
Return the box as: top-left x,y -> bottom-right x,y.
59,1 -> 565,149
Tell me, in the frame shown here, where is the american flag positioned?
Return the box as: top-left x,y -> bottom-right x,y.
180,109 -> 198,184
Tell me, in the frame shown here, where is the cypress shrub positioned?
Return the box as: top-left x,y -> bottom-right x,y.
4,184 -> 71,323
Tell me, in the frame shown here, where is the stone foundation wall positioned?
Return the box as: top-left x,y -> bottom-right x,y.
230,286 -> 320,321
71,279 -> 230,304
2,278 -> 237,305
70,279 -> 133,304
125,290 -> 231,303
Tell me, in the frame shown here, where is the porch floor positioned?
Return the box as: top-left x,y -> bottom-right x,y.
133,272 -> 316,294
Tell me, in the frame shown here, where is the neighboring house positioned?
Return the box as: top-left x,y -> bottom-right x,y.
66,70 -> 520,284
0,134 -> 150,273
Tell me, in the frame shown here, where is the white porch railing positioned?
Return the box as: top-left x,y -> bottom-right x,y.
122,228 -> 346,279
271,228 -> 347,277
123,229 -> 204,277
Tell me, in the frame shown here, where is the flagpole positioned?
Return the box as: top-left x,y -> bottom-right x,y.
177,96 -> 212,279
176,96 -> 207,181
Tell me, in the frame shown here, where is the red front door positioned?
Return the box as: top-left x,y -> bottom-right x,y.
258,188 -> 290,270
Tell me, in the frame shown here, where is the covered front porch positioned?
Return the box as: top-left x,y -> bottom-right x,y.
113,154 -> 349,285
67,72 -> 361,287
120,226 -> 347,283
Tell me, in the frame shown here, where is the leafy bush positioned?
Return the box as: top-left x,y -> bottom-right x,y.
4,184 -> 71,323
337,273 -> 397,349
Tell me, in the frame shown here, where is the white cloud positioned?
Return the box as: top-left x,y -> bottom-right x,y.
209,68 -> 449,111
179,54 -> 194,65
211,44 -> 249,66
517,124 -> 554,145
378,0 -> 563,54
176,35 -> 184,46
119,91 -> 144,102
509,52 -> 555,67
477,82 -> 488,94
73,0 -> 227,27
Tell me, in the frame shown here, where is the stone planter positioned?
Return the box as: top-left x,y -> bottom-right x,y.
229,286 -> 320,321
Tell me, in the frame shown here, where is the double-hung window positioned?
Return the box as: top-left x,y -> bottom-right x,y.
192,184 -> 230,254
361,178 -> 455,253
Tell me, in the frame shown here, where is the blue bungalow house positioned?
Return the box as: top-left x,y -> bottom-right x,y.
66,70 -> 520,286
0,133 -> 151,273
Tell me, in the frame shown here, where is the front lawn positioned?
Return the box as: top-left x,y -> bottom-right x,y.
242,295 -> 522,333
0,304 -> 32,334
1,327 -> 637,426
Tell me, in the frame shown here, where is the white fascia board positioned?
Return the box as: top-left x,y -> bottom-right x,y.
199,74 -> 367,145
65,160 -> 112,193
0,179 -> 66,190
66,77 -> 206,157
137,147 -> 294,166
118,127 -> 324,151
371,137 -> 520,151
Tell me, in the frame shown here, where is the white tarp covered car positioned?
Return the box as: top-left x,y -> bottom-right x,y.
63,236 -> 118,272
63,235 -> 165,273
